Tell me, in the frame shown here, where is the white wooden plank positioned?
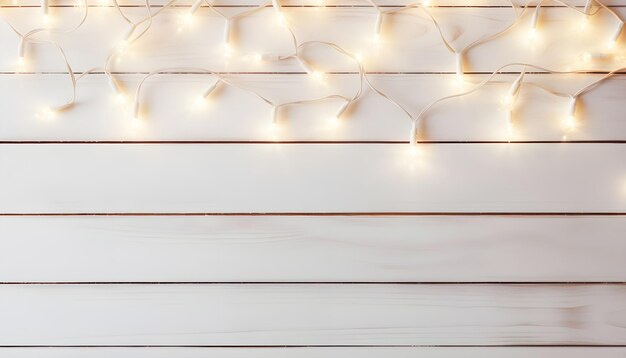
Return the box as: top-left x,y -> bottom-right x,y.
1,284 -> 625,345
0,144 -> 624,213
4,0 -> 626,8
0,7 -> 623,72
1,215 -> 625,282
2,347 -> 626,358
1,73 -> 625,141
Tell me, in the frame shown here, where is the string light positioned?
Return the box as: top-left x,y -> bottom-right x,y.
528,6 -> 540,41
608,22 -> 624,48
564,96 -> 578,131
1,0 -> 624,150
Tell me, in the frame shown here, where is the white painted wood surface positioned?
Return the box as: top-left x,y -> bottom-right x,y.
1,73 -> 625,141
1,284 -> 625,345
2,347 -> 626,358
1,0 -> 624,353
1,144 -> 624,213
1,215 -> 625,282
0,7 -> 624,72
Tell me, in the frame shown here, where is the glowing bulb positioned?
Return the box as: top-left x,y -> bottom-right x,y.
251,53 -> 262,62
39,106 -> 56,120
563,96 -> 577,131
355,52 -> 364,63
199,80 -> 220,103
108,76 -> 125,98
271,106 -> 279,125
190,0 -> 203,14
583,0 -> 594,14
563,115 -> 577,131
17,56 -> 25,69
132,100 -> 140,121
501,71 -> 525,108
334,100 -> 350,122
373,33 -> 380,45
276,12 -> 287,27
374,11 -> 383,42
608,22 -> 624,49
422,0 -> 432,6
579,16 -> 589,31
528,28 -> 538,41
43,13 -> 50,24
409,120 -> 418,146
311,70 -> 325,82
223,43 -> 233,59
501,95 -> 514,107
455,53 -> 464,81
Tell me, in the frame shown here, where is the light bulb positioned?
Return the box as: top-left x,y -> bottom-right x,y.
297,57 -> 324,81
190,0 -> 203,15
563,97 -> 577,131
454,53 -> 464,81
223,20 -> 231,46
223,43 -> 233,59
374,11 -> 383,42
583,0 -> 594,14
200,80 -> 220,100
17,56 -> 25,69
41,0 -> 49,15
40,106 -> 56,120
132,100 -> 140,120
271,106 -> 279,125
422,0 -> 432,6
17,37 -> 26,69
251,53 -> 262,62
608,22 -> 624,49
501,71 -> 525,108
311,70 -> 325,82
108,76 -> 125,99
530,6 -> 540,30
409,120 -> 418,145
355,52 -> 364,63
334,100 -> 350,122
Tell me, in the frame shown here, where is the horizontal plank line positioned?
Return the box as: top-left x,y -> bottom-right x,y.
1,71 -> 624,75
2,345 -> 626,348
2,5 -> 624,8
2,212 -> 625,216
2,282 -> 626,285
1,212 -> 626,216
1,141 -> 626,144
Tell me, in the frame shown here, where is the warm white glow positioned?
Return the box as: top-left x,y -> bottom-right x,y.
563,115 -> 577,131
39,106 -> 56,120
223,43 -> 234,59
355,52 -> 364,63
276,12 -> 287,27
17,56 -> 25,69
422,0 -> 432,6
311,70 -> 325,82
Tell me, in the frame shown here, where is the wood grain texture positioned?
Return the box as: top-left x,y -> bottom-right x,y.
5,1 -> 626,6
0,144 -> 624,213
1,284 -> 625,345
2,347 -> 626,357
1,7 -> 624,72
1,215 -> 625,282
2,73 -> 625,142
